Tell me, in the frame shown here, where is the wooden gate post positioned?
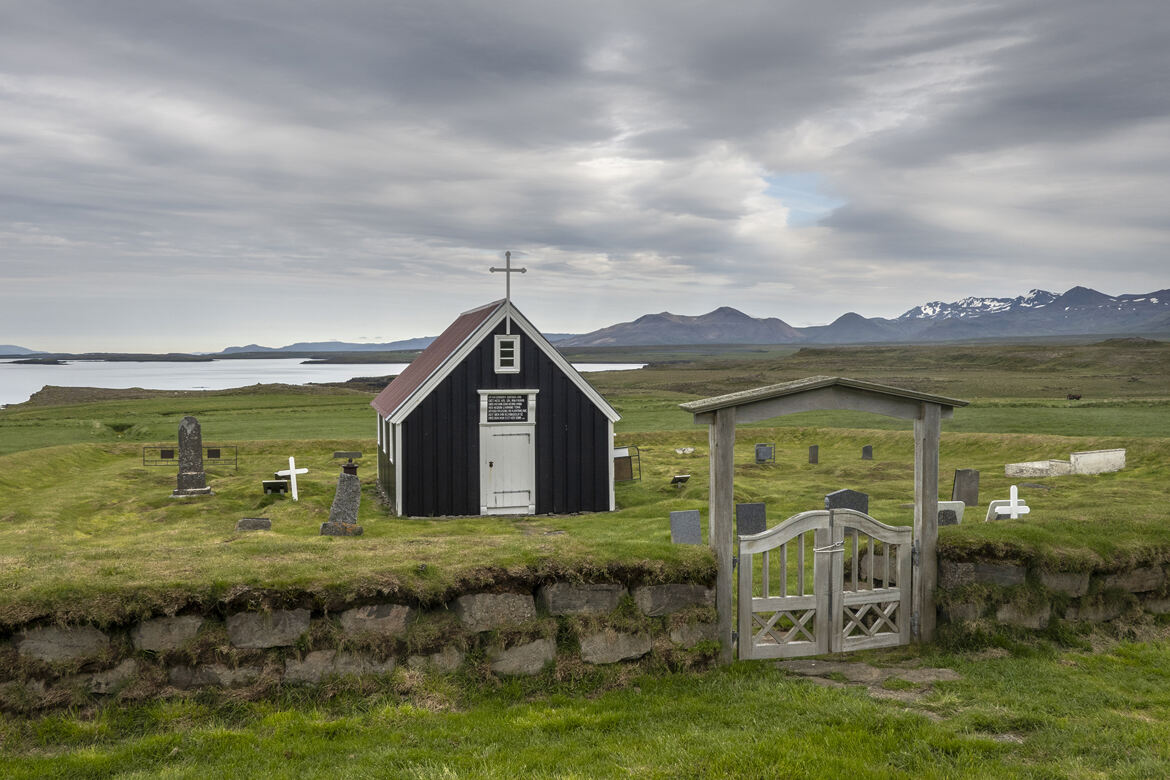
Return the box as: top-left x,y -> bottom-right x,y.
913,402 -> 941,643
709,406 -> 736,665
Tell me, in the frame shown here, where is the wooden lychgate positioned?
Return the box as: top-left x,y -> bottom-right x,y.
681,376 -> 967,664
737,508 -> 912,659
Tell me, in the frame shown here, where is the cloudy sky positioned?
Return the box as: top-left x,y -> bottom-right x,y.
1,1 -> 1167,352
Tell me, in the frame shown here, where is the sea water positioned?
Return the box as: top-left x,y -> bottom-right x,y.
0,359 -> 644,407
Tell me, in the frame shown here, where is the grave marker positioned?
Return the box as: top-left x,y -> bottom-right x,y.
670,510 -> 702,545
276,456 -> 309,501
614,445 -> 641,482
262,480 -> 289,495
735,503 -> 767,536
986,485 -> 1030,521
808,445 -> 819,464
951,469 -> 980,506
937,500 -> 965,525
861,445 -> 873,460
334,451 -> 362,476
825,488 -> 869,515
171,416 -> 212,497
321,472 -> 364,536
754,444 -> 775,465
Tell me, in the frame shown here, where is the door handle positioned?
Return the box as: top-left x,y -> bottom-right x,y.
489,461 -> 494,468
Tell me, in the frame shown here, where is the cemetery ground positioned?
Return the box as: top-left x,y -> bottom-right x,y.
2,338 -> 1170,774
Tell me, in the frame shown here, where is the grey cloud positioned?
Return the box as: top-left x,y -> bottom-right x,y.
0,1 -> 1167,350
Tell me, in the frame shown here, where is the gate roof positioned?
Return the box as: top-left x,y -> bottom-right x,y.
680,375 -> 968,424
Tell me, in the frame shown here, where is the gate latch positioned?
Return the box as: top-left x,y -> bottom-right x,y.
813,540 -> 845,553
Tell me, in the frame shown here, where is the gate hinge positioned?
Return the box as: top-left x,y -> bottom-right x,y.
731,630 -> 738,644
910,612 -> 920,637
911,540 -> 920,568
731,555 -> 738,570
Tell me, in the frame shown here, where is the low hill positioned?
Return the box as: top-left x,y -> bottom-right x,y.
559,307 -> 800,346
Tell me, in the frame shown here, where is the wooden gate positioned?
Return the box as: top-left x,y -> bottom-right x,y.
737,508 -> 912,659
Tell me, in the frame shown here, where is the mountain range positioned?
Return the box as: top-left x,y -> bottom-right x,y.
3,287 -> 1166,357
558,286 -> 1170,346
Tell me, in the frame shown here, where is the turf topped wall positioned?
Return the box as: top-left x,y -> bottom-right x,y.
0,577 -> 717,713
937,553 -> 1170,635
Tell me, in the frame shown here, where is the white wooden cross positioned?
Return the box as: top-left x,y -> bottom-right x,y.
276,456 -> 309,501
1003,485 -> 1030,519
984,485 -> 1031,521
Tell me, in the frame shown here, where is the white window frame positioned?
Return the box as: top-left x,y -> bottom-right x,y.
494,334 -> 521,374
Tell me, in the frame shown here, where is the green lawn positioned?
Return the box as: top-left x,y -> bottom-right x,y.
1,421 -> 1168,627
4,339 -> 1170,776
4,637 -> 1170,777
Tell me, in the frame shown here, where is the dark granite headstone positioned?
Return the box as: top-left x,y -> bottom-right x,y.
861,445 -> 873,460
236,517 -> 272,531
736,503 -> 767,536
172,416 -> 212,497
263,480 -> 289,494
670,510 -> 702,545
808,445 -> 819,464
951,469 -> 980,506
754,444 -> 774,464
937,509 -> 959,526
825,488 -> 869,515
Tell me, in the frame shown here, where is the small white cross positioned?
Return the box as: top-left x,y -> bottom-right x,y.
490,250 -> 527,305
1004,484 -> 1030,519
276,456 -> 309,501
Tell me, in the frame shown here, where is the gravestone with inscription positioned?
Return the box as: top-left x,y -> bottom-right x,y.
754,444 -> 775,464
171,416 -> 212,497
825,488 -> 869,515
735,503 -> 767,536
952,469 -> 980,506
861,445 -> 873,460
670,510 -> 702,545
808,445 -> 819,464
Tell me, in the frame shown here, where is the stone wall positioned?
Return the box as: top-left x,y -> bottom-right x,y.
0,580 -> 715,711
937,555 -> 1170,631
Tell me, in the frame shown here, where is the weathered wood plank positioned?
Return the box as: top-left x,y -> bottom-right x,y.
709,406 -> 736,665
913,402 -> 941,643
737,546 -> 753,660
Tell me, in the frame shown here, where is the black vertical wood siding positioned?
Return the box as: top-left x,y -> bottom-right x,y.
400,321 -> 609,516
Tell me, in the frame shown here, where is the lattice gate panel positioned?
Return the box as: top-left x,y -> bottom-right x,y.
738,509 -> 913,660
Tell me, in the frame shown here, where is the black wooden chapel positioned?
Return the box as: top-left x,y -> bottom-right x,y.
372,286 -> 620,517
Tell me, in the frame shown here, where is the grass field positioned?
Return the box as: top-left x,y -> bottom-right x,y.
4,636 -> 1170,777
3,338 -> 1170,775
2,339 -> 1170,626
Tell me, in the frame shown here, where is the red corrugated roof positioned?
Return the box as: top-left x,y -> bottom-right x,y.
371,300 -> 503,418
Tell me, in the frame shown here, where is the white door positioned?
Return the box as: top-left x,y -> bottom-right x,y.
480,425 -> 536,514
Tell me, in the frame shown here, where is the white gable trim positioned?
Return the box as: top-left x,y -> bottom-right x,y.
388,302 -> 620,425
508,305 -> 621,423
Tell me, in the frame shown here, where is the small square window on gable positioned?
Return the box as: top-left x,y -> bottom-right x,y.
494,334 -> 520,374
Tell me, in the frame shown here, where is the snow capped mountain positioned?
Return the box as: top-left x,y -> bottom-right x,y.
561,287 -> 1170,346
899,289 -> 1058,320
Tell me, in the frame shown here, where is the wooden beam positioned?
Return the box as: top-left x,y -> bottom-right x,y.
913,402 -> 941,643
709,406 -> 736,665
